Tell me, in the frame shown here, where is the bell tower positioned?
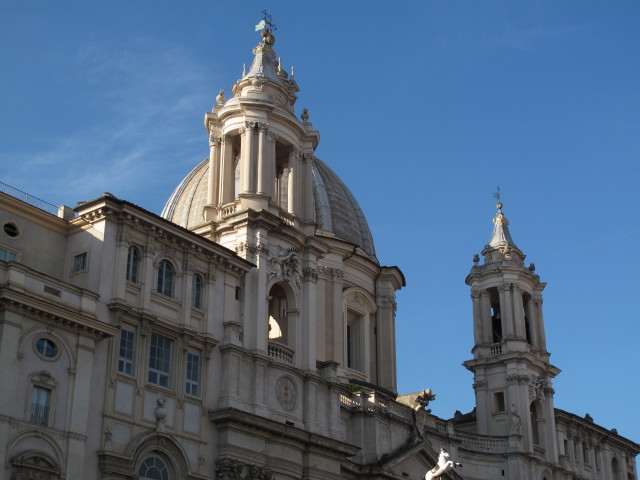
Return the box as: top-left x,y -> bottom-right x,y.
463,201 -> 560,463
201,19 -> 319,237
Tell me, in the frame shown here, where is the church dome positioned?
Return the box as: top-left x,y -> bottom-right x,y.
161,157 -> 376,256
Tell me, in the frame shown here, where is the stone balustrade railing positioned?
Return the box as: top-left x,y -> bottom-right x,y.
267,342 -> 294,365
279,210 -> 295,226
219,202 -> 237,219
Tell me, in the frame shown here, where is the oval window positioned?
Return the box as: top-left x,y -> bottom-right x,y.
36,338 -> 58,358
3,222 -> 19,237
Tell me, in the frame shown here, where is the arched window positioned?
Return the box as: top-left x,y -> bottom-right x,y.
191,274 -> 203,308
126,246 -> 139,282
157,260 -> 173,296
488,287 -> 502,343
138,455 -> 170,480
267,283 -> 294,365
612,457 -> 621,480
268,284 -> 288,343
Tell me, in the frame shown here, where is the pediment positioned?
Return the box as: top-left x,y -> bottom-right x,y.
372,441 -> 462,480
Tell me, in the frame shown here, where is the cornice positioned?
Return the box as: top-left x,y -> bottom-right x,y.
73,195 -> 254,274
1,287 -> 116,341
555,408 -> 640,453
209,407 -> 360,457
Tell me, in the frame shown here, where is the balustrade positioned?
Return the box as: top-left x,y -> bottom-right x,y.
268,342 -> 294,365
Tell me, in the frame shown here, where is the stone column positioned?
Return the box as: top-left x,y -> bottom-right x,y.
287,147 -> 299,215
302,153 -> 314,222
264,132 -> 276,200
207,134 -> 221,205
376,286 -> 398,392
534,297 -> 548,352
523,296 -> 537,347
500,285 -> 515,338
332,269 -> 345,366
473,380 -> 489,434
240,122 -> 256,194
141,240 -> 155,310
181,261 -> 194,325
65,335 -> 96,478
512,285 -> 525,339
471,289 -> 483,345
256,123 -> 267,195
254,247 -> 269,352
113,231 -> 130,300
219,135 -> 234,204
480,291 -> 492,344
0,310 -> 22,423
300,264 -> 318,370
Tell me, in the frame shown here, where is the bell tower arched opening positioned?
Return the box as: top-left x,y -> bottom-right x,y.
267,282 -> 297,365
488,287 -> 502,344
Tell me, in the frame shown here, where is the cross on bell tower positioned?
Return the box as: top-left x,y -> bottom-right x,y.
463,200 -> 561,463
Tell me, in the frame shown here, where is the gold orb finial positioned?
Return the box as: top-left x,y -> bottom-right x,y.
256,10 -> 277,45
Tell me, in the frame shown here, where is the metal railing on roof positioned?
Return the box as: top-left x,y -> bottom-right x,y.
0,182 -> 59,216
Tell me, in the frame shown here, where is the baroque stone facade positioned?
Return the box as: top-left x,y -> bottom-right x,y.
0,26 -> 638,480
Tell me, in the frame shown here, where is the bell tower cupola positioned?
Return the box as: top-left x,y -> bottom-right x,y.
201,16 -> 319,234
464,200 -> 560,463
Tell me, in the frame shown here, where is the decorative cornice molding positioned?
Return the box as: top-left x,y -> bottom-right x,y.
0,296 -> 114,341
507,374 -> 530,384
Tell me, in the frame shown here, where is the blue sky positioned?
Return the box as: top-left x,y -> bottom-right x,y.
2,1 -> 639,441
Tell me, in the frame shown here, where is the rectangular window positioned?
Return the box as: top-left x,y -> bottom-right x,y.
191,274 -> 203,308
494,391 -> 506,412
118,328 -> 135,375
126,246 -> 139,283
346,310 -> 363,371
73,252 -> 87,272
185,351 -> 200,397
0,247 -> 18,262
30,386 -> 51,425
148,334 -> 172,388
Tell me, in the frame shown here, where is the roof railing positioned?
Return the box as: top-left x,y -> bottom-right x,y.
1,181 -> 61,217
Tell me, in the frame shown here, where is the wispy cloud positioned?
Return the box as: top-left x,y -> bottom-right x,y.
2,38 -> 219,210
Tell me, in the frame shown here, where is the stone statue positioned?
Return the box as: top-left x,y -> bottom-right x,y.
424,448 -> 462,480
510,403 -> 521,435
268,248 -> 302,290
155,397 -> 167,432
415,388 -> 437,412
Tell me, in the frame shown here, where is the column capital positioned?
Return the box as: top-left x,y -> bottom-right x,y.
209,135 -> 221,147
245,120 -> 258,130
257,122 -> 268,132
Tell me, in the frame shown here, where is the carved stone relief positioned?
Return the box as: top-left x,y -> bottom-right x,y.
267,247 -> 301,290
215,459 -> 272,480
